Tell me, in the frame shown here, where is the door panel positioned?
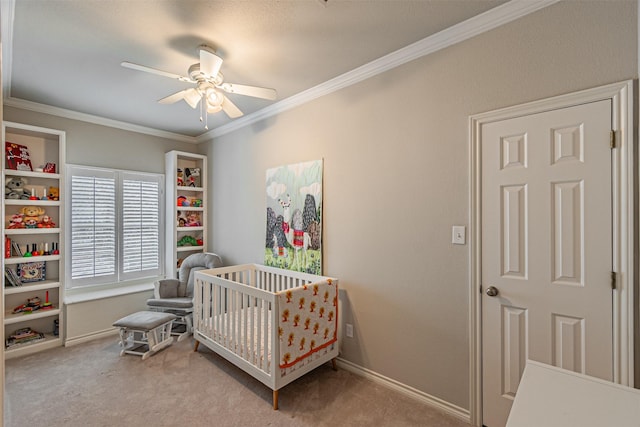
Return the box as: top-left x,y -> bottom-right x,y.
481,100 -> 613,427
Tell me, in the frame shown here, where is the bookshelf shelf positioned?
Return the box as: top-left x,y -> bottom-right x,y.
176,206 -> 204,212
4,280 -> 61,295
4,255 -> 61,264
5,334 -> 61,357
176,245 -> 204,253
5,199 -> 61,207
5,228 -> 61,235
4,308 -> 60,325
4,170 -> 61,180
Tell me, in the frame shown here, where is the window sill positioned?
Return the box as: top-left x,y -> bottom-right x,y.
64,281 -> 155,305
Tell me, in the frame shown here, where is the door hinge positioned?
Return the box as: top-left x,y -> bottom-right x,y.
611,271 -> 617,290
610,130 -> 617,149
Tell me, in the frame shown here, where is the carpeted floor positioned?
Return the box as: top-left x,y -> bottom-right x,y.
5,335 -> 470,426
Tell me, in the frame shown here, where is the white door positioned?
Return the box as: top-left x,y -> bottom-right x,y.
481,100 -> 613,427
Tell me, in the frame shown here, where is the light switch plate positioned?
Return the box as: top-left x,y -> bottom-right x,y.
452,226 -> 466,245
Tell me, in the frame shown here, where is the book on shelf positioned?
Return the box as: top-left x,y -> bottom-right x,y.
5,142 -> 33,171
16,261 -> 46,283
11,240 -> 23,257
5,327 -> 45,349
4,267 -> 21,287
9,267 -> 22,286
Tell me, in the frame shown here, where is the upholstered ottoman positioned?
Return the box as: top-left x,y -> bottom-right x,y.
113,311 -> 177,360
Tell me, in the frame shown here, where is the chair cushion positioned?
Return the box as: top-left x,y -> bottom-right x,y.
113,311 -> 176,330
179,253 -> 223,298
157,279 -> 179,298
146,297 -> 193,309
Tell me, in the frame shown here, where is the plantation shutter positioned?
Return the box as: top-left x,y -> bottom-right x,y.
67,165 -> 163,289
70,170 -> 117,284
121,173 -> 161,279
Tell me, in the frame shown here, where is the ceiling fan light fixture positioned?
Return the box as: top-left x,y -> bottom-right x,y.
205,87 -> 223,106
206,103 -> 223,114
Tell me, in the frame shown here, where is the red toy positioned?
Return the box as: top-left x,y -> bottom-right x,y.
37,215 -> 56,228
8,214 -> 24,229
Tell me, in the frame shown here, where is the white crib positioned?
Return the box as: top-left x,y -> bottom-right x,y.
193,264 -> 339,409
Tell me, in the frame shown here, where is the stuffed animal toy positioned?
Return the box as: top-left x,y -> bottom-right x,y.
8,213 -> 24,229
186,212 -> 201,227
177,211 -> 187,227
185,168 -> 200,187
38,215 -> 56,228
5,176 -> 29,200
177,235 -> 198,246
48,186 -> 59,201
21,206 -> 45,228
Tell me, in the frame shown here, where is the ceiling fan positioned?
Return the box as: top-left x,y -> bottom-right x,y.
121,45 -> 277,127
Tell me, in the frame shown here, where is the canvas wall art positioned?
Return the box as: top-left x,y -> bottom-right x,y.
265,159 -> 322,274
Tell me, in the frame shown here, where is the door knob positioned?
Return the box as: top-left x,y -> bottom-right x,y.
485,286 -> 499,297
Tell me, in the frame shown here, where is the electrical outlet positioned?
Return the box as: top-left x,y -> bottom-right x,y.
346,323 -> 354,338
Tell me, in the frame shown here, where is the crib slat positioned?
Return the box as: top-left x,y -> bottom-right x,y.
256,298 -> 263,369
194,278 -> 201,330
243,293 -> 248,360
263,299 -> 269,372
235,289 -> 240,356
233,289 -> 238,355
216,275 -> 221,344
222,285 -> 227,346
203,280 -> 210,338
247,295 -> 253,363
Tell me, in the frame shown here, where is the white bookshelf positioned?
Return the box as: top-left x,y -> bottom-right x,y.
165,150 -> 207,279
2,121 -> 65,358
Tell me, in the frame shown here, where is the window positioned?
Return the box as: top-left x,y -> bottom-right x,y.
66,165 -> 163,289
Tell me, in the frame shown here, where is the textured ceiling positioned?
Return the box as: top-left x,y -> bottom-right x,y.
3,0 -> 508,139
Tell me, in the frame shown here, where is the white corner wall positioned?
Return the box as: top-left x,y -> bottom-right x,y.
205,1 -> 638,412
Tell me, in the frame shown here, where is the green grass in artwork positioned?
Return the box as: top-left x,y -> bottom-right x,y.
264,248 -> 322,275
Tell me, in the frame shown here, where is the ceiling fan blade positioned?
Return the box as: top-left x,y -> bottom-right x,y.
183,88 -> 201,109
158,90 -> 189,105
217,82 -> 277,100
121,61 -> 192,83
221,95 -> 244,119
158,88 -> 200,109
199,46 -> 223,78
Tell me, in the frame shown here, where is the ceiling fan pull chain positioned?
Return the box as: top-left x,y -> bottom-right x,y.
202,92 -> 209,129
199,93 -> 204,123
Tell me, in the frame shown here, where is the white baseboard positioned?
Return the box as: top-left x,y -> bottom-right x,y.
64,328 -> 119,347
336,357 -> 470,423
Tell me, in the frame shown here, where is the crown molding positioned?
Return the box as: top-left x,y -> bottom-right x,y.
3,97 -> 198,144
203,0 -> 560,141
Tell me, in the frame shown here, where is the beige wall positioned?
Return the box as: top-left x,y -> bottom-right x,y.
64,291 -> 153,343
3,106 -> 198,341
205,2 -> 638,410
